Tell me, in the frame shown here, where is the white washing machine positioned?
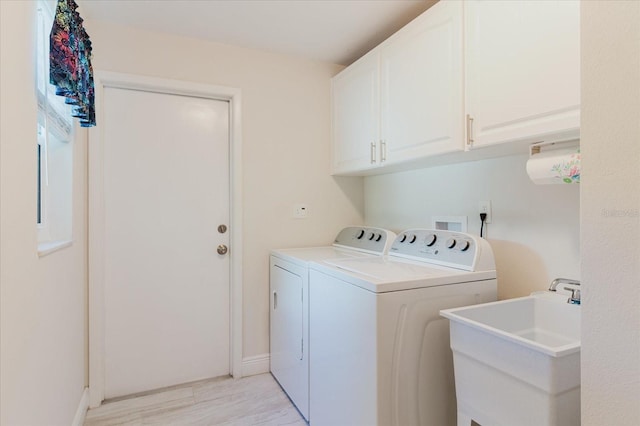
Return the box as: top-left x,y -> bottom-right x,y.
270,226 -> 396,421
308,229 -> 498,426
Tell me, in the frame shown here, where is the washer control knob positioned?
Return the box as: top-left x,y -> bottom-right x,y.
409,235 -> 417,244
368,232 -> 375,241
376,234 -> 382,242
460,241 -> 470,251
446,238 -> 457,249
400,234 -> 407,243
357,230 -> 365,239
425,234 -> 437,246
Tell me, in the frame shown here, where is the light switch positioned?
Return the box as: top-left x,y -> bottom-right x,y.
293,204 -> 309,219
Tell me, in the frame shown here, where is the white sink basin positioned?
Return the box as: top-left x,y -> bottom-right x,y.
441,291 -> 580,357
440,292 -> 581,426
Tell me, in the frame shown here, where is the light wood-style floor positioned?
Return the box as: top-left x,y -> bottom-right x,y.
84,373 -> 307,426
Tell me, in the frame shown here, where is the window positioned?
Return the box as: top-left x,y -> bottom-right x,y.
36,1 -> 74,252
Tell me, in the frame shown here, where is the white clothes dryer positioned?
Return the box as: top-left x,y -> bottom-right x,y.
270,226 -> 396,421
308,229 -> 498,426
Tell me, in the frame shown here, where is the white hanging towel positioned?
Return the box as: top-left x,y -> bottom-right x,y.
526,140 -> 580,184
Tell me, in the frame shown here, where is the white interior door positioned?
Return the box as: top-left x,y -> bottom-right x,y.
102,87 -> 230,398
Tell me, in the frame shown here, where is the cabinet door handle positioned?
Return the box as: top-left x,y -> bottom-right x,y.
466,114 -> 474,147
371,141 -> 377,164
273,291 -> 277,310
380,140 -> 386,162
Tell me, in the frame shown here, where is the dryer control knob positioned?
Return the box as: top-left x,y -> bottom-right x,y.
400,235 -> 407,243
368,232 -> 375,241
425,234 -> 437,246
357,230 -> 365,239
409,235 -> 417,244
375,234 -> 382,242
446,238 -> 457,249
459,241 -> 470,251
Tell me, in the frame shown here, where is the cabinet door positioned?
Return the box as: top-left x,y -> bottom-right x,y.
331,51 -> 380,174
380,0 -> 464,165
465,0 -> 580,148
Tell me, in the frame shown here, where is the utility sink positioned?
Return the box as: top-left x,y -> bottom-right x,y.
440,292 -> 581,426
441,291 -> 580,357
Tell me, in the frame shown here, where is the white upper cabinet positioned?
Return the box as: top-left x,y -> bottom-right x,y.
331,51 -> 380,174
380,0 -> 464,165
465,0 -> 580,149
331,0 -> 580,175
331,0 -> 463,175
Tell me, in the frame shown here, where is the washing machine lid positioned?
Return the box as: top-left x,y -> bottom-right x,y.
311,256 -> 496,293
271,246 -> 375,267
271,226 -> 397,267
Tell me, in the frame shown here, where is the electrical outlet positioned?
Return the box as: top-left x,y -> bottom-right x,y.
479,200 -> 492,224
293,203 -> 309,219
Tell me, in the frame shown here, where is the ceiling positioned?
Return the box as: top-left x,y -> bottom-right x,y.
79,0 -> 437,66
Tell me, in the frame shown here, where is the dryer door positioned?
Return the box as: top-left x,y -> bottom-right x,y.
269,257 -> 309,420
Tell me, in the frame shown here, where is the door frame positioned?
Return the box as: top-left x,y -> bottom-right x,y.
87,71 -> 243,408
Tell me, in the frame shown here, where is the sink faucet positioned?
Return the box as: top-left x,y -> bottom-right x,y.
549,278 -> 581,304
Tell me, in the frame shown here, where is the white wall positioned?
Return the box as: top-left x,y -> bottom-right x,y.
0,1 -> 88,425
581,1 -> 640,425
365,154 -> 580,300
83,20 -> 364,361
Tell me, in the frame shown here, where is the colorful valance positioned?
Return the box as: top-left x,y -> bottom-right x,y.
50,0 -> 95,127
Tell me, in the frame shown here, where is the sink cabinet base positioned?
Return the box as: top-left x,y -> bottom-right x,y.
449,322 -> 580,426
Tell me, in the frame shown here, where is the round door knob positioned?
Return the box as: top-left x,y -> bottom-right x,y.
217,244 -> 228,255
218,224 -> 227,234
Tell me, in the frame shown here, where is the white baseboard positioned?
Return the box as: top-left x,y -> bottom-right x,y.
72,387 -> 90,426
241,353 -> 270,377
